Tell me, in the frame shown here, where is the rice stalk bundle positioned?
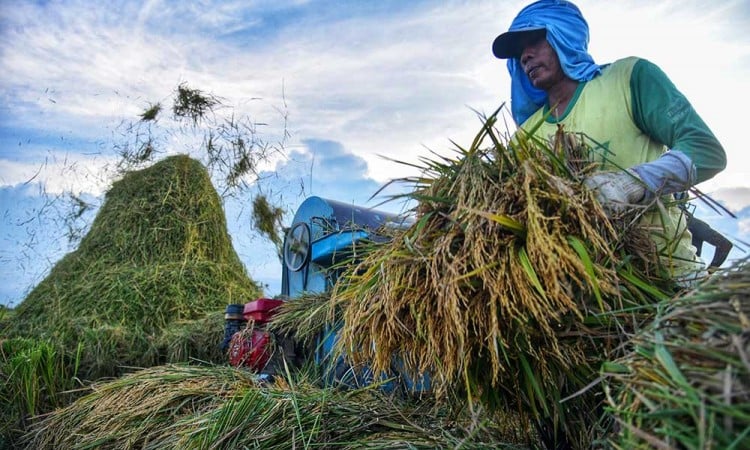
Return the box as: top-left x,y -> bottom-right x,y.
604,258 -> 750,449
177,375 -> 530,449
23,364 -> 255,449
25,363 -> 535,449
269,291 -> 336,350
4,155 -> 261,380
330,112 -> 669,442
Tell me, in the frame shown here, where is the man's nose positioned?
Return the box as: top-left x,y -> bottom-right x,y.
520,48 -> 532,66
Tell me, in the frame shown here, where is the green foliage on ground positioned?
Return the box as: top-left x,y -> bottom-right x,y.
604,258 -> 750,449
0,338 -> 82,448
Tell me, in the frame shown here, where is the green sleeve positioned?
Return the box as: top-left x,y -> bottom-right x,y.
630,58 -> 726,183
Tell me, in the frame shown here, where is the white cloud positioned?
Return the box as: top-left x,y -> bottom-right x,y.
0,1 -> 507,184
711,187 -> 750,213
738,218 -> 750,242
3,0 -> 746,188
0,153 -> 117,195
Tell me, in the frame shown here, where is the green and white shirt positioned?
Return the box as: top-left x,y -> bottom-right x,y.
520,57 -> 726,280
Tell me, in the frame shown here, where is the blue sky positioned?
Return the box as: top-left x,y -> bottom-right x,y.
1,0 -> 749,306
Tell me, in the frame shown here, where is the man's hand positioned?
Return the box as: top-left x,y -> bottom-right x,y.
583,170 -> 646,217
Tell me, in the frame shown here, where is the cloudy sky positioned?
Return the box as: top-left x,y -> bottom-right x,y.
1,0 -> 749,306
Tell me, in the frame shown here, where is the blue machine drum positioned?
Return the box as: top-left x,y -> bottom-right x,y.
281,196 -> 410,297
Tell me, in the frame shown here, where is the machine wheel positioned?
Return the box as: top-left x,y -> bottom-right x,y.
283,222 -> 311,272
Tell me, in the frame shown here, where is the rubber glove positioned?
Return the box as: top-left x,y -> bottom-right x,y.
584,150 -> 696,216
583,169 -> 645,216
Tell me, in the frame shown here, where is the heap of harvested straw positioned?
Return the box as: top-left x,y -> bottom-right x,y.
329,113 -> 671,445
604,258 -> 750,449
25,364 -> 535,449
3,155 -> 261,379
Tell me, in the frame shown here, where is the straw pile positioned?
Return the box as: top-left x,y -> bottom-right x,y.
3,154 -> 261,379
329,114 -> 671,445
24,364 -> 535,449
604,258 -> 750,449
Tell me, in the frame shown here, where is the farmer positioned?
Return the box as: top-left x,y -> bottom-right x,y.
491,0 -> 727,288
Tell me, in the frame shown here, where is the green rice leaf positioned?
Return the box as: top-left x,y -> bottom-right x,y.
520,353 -> 549,417
462,207 -> 527,237
618,268 -> 671,302
517,246 -> 547,300
601,362 -> 630,374
567,236 -> 604,310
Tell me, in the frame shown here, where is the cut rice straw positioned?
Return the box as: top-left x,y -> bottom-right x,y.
329,109 -> 672,446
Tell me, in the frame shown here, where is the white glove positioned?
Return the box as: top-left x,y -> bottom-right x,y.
583,170 -> 646,216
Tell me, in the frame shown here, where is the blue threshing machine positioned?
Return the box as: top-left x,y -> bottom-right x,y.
224,196 -> 429,392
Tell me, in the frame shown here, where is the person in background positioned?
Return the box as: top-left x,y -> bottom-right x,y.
684,209 -> 734,271
674,191 -> 734,271
491,0 -> 727,288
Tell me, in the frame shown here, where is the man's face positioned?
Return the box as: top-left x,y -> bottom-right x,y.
518,31 -> 565,91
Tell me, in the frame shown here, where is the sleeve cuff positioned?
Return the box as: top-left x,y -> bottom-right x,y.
630,150 -> 696,198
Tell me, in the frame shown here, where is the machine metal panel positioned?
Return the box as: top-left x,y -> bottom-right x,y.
281,196 -> 403,298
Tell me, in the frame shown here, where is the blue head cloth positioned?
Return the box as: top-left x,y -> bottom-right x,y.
492,0 -> 601,124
